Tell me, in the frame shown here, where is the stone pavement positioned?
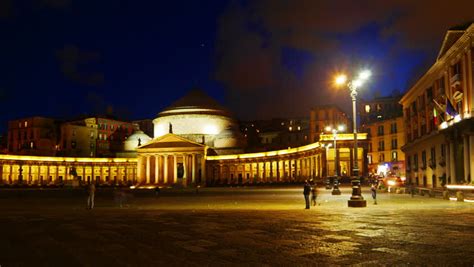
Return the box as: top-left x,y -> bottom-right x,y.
0,186 -> 473,266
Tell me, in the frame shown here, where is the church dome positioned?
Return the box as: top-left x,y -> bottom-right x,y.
124,130 -> 152,151
214,127 -> 245,148
153,89 -> 239,140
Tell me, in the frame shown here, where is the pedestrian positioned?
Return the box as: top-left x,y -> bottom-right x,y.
311,183 -> 318,206
87,183 -> 96,209
303,180 -> 311,209
371,183 -> 377,205
410,182 -> 416,198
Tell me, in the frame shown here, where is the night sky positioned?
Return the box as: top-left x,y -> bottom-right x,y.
0,0 -> 473,132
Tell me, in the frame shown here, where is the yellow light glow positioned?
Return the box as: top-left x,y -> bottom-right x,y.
337,125 -> 345,131
387,180 -> 396,186
0,154 -> 136,163
440,121 -> 448,129
446,184 -> 474,190
325,126 -> 332,132
335,74 -> 347,85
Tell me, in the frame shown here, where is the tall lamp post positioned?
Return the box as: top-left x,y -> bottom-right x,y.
325,125 -> 345,195
324,143 -> 332,178
335,70 -> 371,207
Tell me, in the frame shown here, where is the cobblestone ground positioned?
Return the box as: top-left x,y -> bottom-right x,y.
0,186 -> 473,266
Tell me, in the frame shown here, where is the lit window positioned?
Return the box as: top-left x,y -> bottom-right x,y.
24,121 -> 28,127
30,141 -> 34,149
365,105 -> 371,113
297,126 -> 301,131
289,126 -> 292,131
90,131 -> 94,138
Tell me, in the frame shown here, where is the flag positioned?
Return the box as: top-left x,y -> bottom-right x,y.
433,99 -> 445,113
446,98 -> 458,117
433,107 -> 438,125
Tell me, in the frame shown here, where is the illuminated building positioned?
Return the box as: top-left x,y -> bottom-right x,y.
364,116 -> 405,178
7,117 -> 58,156
400,22 -> 474,187
310,105 -> 350,143
0,90 -> 367,186
359,95 -> 403,126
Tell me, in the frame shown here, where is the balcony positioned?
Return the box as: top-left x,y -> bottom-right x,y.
450,73 -> 461,87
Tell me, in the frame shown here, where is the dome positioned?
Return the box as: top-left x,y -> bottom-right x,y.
214,127 -> 245,148
153,88 -> 239,140
124,130 -> 152,151
157,89 -> 230,117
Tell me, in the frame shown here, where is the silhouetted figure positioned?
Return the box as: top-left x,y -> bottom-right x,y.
303,180 -> 311,209
169,123 -> 173,134
138,137 -> 141,146
371,183 -> 377,205
311,183 -> 318,206
87,183 -> 96,209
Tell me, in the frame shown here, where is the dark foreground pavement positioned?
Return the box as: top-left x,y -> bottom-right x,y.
0,186 -> 473,266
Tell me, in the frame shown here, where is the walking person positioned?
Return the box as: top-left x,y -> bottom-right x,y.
303,180 -> 311,209
311,182 -> 318,206
87,183 -> 96,209
371,183 -> 377,205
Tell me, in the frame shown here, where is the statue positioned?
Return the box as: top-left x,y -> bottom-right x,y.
138,138 -> 141,146
169,123 -> 173,134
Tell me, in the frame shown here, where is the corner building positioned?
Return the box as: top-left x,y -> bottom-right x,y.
400,23 -> 474,187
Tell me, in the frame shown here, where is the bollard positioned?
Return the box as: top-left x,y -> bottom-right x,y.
456,191 -> 464,202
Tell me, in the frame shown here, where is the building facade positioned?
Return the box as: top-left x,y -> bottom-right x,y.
7,117 -> 58,156
310,105 -> 350,143
400,22 -> 474,188
365,116 -> 405,178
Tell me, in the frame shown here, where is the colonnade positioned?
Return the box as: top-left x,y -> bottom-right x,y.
0,156 -> 137,185
137,153 -> 205,185
206,151 -> 324,185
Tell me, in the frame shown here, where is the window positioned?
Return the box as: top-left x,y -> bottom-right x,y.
392,151 -> 398,161
378,140 -> 384,151
426,87 -> 433,102
391,139 -> 398,149
367,155 -> 372,164
71,141 -> 76,149
24,121 -> 28,127
368,143 -> 372,152
441,144 -> 446,157
99,134 -> 102,140
377,125 -> 384,136
379,153 -> 385,163
72,130 -> 76,137
365,105 -> 371,113
390,122 -> 397,134
30,141 -> 34,149
452,62 -> 461,76
414,154 -> 418,170
430,147 -> 436,166
437,77 -> 445,95
90,131 -> 94,138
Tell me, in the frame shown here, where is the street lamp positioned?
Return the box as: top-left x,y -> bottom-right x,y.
335,69 -> 371,207
324,143 -> 332,178
325,125 -> 345,195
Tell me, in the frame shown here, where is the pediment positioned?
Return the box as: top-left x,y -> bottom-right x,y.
137,134 -> 205,150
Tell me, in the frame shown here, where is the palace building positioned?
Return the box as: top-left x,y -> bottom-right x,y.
0,90 -> 368,186
400,22 -> 474,187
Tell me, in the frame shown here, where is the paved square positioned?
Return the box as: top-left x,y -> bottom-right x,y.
0,186 -> 473,266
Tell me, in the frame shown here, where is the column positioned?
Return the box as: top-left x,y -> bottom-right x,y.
164,155 -> 168,184
137,156 -> 143,181
269,161 -> 273,181
449,142 -> 456,182
9,164 -> 13,184
262,162 -> 266,182
155,155 -> 160,184
173,155 -> 177,183
183,154 -> 187,180
249,162 -> 253,183
464,135 -> 470,182
470,136 -> 474,183
276,160 -> 280,182
191,154 -> 196,183
256,161 -> 260,182
200,155 -> 206,184
146,156 -> 151,184
468,49 -> 474,114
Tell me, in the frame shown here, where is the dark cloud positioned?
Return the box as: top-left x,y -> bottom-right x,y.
215,0 -> 474,120
0,0 -> 12,18
56,45 -> 105,86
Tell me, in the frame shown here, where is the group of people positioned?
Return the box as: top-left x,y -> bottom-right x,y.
303,180 -> 318,209
304,179 -> 379,208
